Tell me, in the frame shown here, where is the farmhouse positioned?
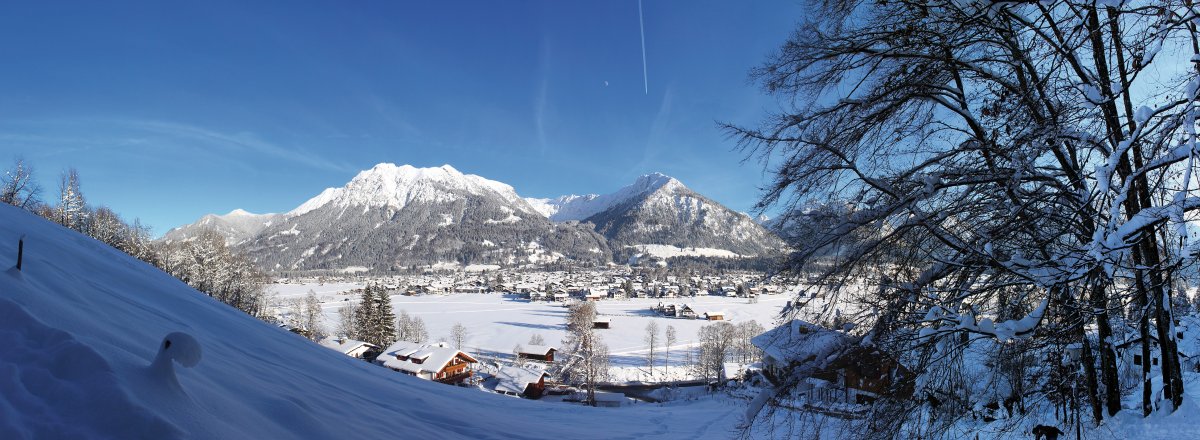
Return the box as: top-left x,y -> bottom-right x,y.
753,320 -> 911,406
702,310 -> 726,321
516,345 -> 557,363
593,317 -> 611,329
375,341 -> 478,385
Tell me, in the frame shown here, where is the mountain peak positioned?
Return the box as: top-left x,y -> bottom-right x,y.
226,208 -> 256,217
632,173 -> 683,194
289,163 -> 525,217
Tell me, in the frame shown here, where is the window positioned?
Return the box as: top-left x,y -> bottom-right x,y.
1134,355 -> 1142,366
1153,358 -> 1159,366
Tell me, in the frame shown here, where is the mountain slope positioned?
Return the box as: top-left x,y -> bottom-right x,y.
533,174 -> 786,259
161,209 -> 281,245
239,164 -> 611,271
0,204 -> 739,439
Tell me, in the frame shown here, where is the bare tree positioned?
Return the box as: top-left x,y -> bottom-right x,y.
727,0 -> 1200,435
337,302 -> 358,339
561,301 -> 610,406
449,322 -> 469,350
644,321 -> 659,376
528,333 -> 546,346
0,157 -> 40,210
664,325 -> 676,377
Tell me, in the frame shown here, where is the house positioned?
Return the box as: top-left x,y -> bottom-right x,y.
585,290 -> 605,302
494,365 -> 550,398
1115,334 -> 1161,375
752,320 -> 911,406
593,317 -> 611,329
375,341 -> 478,385
319,337 -> 380,361
516,345 -> 557,363
676,304 -> 698,319
703,311 -> 726,321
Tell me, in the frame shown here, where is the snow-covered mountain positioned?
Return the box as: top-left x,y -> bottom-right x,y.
529,173 -> 786,259
0,203 -> 742,439
161,209 -> 281,245
237,164 -> 611,272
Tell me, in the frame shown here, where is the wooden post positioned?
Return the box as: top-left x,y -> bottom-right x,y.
16,235 -> 24,271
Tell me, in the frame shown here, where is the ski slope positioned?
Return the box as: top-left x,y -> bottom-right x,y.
0,204 -> 744,439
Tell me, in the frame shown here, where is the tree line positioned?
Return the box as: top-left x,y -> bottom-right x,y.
1,158 -> 270,317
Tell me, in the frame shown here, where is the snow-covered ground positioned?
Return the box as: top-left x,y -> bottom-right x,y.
271,284 -> 790,382
0,204 -> 752,439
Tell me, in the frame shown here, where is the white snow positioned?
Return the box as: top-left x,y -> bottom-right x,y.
629,244 -> 744,259
526,173 -> 682,222
287,163 -> 535,217
0,204 -> 746,439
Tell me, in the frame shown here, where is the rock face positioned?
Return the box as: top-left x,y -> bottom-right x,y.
529,173 -> 786,258
235,164 -> 611,272
167,165 -> 783,272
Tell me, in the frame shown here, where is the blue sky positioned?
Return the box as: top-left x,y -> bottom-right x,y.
0,1 -> 804,235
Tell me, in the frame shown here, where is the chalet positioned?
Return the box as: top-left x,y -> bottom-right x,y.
552,292 -> 571,302
593,317 -> 611,329
676,304 -> 698,319
376,341 -> 478,385
516,345 -> 557,363
753,320 -> 911,406
703,311 -> 726,321
584,290 -> 605,302
494,365 -> 550,398
319,337 -> 380,361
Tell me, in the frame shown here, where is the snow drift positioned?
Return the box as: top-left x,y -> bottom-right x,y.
0,204 -> 735,439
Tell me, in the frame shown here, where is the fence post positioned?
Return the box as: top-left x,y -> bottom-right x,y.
17,235 -> 24,271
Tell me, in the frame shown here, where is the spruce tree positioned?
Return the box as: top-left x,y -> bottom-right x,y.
353,284 -> 376,344
374,284 -> 396,345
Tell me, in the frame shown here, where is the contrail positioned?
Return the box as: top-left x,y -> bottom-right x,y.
638,0 -> 648,95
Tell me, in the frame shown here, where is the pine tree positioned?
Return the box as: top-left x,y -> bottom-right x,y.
373,284 -> 396,346
353,284 -> 376,344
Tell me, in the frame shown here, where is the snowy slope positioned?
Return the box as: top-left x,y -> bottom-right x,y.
531,173 -> 785,258
0,204 -> 738,439
526,173 -> 679,222
161,209 -> 281,245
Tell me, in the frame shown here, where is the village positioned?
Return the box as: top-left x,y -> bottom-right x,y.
265,266 -> 866,409
269,265 -> 1200,421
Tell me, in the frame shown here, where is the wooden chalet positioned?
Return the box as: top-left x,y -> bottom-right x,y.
376,341 -> 478,385
592,317 -> 611,329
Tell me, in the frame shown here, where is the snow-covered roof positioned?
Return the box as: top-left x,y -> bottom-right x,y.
751,320 -> 852,366
377,341 -> 477,375
319,337 -> 377,355
518,345 -> 556,356
494,365 -> 547,395
1177,316 -> 1200,358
